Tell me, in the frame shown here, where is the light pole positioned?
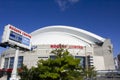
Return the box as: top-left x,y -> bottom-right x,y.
10,47 -> 19,80
85,46 -> 88,79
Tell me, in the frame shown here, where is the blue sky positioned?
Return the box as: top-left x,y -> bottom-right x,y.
0,0 -> 120,56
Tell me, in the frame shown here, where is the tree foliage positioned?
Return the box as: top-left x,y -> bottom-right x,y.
18,48 -> 96,80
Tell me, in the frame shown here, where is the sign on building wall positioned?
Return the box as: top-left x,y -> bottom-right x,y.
50,44 -> 83,49
1,24 -> 31,50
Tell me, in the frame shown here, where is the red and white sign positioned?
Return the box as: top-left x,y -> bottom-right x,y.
9,25 -> 31,38
50,44 -> 83,49
1,24 -> 31,50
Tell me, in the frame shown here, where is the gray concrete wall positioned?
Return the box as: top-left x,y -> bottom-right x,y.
94,39 -> 115,70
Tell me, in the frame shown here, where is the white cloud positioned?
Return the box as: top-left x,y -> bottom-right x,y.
55,0 -> 80,11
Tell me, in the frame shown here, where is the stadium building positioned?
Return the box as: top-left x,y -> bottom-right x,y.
0,25 -> 115,70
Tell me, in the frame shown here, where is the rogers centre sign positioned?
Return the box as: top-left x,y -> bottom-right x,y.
9,26 -> 31,38
50,44 -> 83,49
1,24 -> 31,50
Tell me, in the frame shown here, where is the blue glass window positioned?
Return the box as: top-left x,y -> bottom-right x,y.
75,56 -> 85,68
50,55 -> 56,60
9,56 -> 23,69
4,58 -> 9,69
18,56 -> 23,68
9,57 -> 14,68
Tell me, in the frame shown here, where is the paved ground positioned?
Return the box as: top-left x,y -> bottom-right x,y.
96,77 -> 120,80
0,76 -> 20,80
0,76 -> 7,80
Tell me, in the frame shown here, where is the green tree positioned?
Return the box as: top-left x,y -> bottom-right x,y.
83,67 -> 97,79
18,64 -> 40,80
36,48 -> 83,80
18,48 -> 96,80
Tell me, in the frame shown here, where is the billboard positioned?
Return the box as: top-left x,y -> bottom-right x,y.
1,24 -> 31,50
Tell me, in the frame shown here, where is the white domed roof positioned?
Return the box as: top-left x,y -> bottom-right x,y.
30,25 -> 105,46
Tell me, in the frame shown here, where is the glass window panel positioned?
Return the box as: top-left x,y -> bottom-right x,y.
4,58 -> 9,69
9,57 -> 14,68
75,56 -> 85,68
18,56 -> 23,68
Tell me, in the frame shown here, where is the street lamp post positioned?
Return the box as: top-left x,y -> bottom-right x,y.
10,47 -> 19,80
85,46 -> 88,79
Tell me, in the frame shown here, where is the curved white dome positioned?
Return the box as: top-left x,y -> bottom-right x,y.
30,25 -> 105,46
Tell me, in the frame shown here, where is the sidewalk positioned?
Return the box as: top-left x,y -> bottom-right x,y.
0,76 -> 7,80
0,76 -> 20,80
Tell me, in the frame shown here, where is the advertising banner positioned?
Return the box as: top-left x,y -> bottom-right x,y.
1,24 -> 31,50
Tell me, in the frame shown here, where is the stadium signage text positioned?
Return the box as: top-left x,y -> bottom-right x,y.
9,26 -> 31,38
50,44 -> 83,49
